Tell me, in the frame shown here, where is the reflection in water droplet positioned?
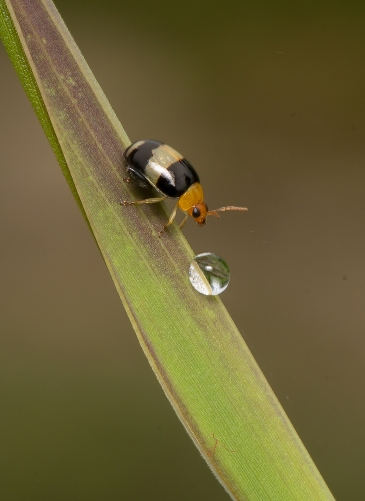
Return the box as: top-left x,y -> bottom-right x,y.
189,253 -> 230,296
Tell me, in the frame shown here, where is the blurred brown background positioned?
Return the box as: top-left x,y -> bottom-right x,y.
1,0 -> 365,499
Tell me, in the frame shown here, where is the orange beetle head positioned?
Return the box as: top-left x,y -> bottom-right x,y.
187,202 -> 209,226
178,183 -> 220,227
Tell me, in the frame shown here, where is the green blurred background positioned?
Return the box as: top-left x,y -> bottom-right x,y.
1,0 -> 365,499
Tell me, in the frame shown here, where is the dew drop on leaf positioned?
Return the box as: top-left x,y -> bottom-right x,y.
189,253 -> 230,296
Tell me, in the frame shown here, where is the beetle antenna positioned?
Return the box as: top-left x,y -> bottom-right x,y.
207,206 -> 248,218
206,210 -> 220,219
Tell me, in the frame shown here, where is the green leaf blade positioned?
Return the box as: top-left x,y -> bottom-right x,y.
0,1 -> 335,499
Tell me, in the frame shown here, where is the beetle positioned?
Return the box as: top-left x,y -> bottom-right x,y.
121,140 -> 248,236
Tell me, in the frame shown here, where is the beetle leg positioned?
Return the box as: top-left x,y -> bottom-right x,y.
121,196 -> 166,206
158,201 -> 179,237
179,213 -> 189,230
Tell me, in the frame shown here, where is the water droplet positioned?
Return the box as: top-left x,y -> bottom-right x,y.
189,253 -> 230,295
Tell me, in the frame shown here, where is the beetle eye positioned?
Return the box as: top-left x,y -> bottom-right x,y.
192,207 -> 201,218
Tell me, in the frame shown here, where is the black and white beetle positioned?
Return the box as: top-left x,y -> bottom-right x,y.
121,140 -> 247,236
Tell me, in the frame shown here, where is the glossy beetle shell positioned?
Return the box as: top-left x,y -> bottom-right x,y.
123,140 -> 200,198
